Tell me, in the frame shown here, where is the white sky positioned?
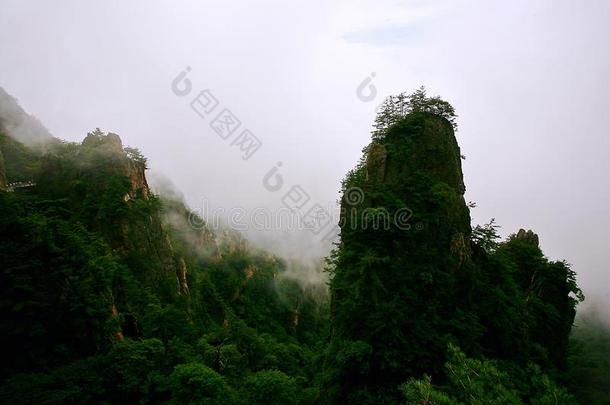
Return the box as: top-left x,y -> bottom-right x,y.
1,0 -> 609,306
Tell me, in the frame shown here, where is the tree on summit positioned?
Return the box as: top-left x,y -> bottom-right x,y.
124,147 -> 147,168
373,86 -> 458,138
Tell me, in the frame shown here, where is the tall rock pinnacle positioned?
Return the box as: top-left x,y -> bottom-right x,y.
323,111 -> 477,403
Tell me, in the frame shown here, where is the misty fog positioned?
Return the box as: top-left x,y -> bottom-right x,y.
1,0 -> 609,321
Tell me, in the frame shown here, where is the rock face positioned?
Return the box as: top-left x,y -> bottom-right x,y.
82,131 -> 124,154
365,142 -> 387,183
374,113 -> 467,196
125,158 -> 150,199
350,111 -> 472,271
81,131 -> 149,199
74,131 -> 188,305
325,112 -> 476,402
177,258 -> 190,296
516,228 -> 540,247
84,132 -> 187,297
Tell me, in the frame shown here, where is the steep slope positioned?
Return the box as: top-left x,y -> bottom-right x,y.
323,111 -> 479,403
0,87 -> 593,403
0,119 -> 327,402
322,90 -> 582,404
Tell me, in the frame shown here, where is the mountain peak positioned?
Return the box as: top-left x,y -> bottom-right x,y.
82,129 -> 124,154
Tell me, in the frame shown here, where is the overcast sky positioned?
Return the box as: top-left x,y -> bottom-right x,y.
1,0 -> 609,307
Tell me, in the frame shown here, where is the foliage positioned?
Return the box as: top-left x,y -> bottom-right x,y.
0,134 -> 328,403
0,133 -> 42,182
105,338 -> 166,401
0,99 -> 602,404
243,370 -> 299,405
0,192 -> 129,375
321,94 -> 585,403
169,363 -> 236,405
400,345 -> 577,405
399,375 -> 453,405
124,146 -> 148,167
373,86 -> 458,139
471,218 -> 501,253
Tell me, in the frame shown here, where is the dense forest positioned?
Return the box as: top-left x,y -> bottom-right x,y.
0,88 -> 608,404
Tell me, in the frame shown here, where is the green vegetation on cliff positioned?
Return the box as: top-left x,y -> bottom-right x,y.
0,89 -> 607,404
0,129 -> 328,404
320,89 -> 584,403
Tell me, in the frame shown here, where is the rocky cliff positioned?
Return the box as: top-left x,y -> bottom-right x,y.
324,110 -> 479,402
0,89 -> 328,403
31,129 -> 196,312
364,111 -> 472,270
83,131 -> 189,297
322,92 -> 582,403
81,130 -> 149,199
